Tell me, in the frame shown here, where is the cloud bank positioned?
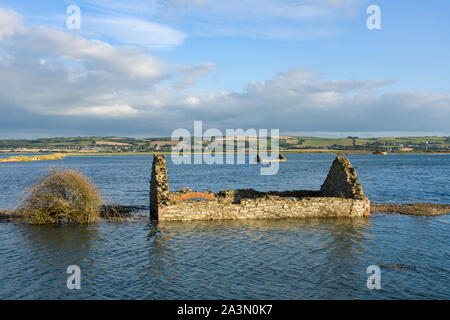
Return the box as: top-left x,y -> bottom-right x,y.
0,7 -> 449,138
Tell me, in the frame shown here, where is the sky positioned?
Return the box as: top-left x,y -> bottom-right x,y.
0,0 -> 449,138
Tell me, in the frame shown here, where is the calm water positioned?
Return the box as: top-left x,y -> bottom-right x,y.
0,153 -> 449,299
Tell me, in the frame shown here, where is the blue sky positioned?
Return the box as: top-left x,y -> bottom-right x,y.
0,0 -> 449,137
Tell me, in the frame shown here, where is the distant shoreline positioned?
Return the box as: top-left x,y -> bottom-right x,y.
1,136 -> 448,154
1,150 -> 449,163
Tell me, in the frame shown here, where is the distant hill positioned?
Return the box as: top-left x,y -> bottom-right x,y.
0,136 -> 448,153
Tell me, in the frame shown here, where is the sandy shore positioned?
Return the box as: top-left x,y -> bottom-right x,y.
0,153 -> 66,163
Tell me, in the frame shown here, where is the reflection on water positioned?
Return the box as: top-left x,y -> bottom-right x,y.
147,218 -> 374,299
0,153 -> 449,299
0,224 -> 99,299
0,214 -> 449,299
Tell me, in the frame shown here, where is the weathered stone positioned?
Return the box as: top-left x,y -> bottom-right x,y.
157,197 -> 370,221
150,156 -> 370,221
149,154 -> 169,220
320,157 -> 366,199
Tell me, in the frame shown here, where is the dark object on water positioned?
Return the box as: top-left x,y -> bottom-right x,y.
256,153 -> 286,163
0,210 -> 23,223
380,264 -> 416,271
373,150 -> 387,155
100,205 -> 147,221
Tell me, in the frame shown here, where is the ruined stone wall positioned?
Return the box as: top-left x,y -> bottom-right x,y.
150,155 -> 370,221
320,157 -> 366,199
150,155 -> 169,220
158,197 -> 370,221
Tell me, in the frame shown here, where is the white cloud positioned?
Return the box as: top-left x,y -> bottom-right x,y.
184,96 -> 201,106
159,68 -> 449,133
0,7 -> 449,137
0,8 -> 21,39
173,62 -> 217,89
83,16 -> 187,50
0,7 -> 216,122
65,104 -> 139,117
5,26 -> 166,81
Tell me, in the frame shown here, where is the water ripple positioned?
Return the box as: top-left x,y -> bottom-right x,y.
0,154 -> 449,299
0,214 -> 448,299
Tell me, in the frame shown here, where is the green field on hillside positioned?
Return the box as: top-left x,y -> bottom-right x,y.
0,136 -> 448,153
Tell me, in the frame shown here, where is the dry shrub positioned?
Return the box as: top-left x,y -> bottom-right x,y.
19,169 -> 103,224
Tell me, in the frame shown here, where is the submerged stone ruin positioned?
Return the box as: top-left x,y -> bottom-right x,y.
150,155 -> 370,221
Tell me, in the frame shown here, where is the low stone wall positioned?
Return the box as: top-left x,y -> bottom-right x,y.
150,155 -> 371,221
159,197 -> 370,221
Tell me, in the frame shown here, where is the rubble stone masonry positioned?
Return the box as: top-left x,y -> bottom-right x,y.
150,155 -> 370,221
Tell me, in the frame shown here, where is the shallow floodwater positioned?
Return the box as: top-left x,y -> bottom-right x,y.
0,153 -> 449,299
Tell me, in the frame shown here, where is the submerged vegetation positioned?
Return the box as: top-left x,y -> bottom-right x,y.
99,205 -> 147,222
0,167 -> 448,224
1,202 -> 448,224
1,205 -> 147,223
18,169 -> 103,224
372,203 -> 450,216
